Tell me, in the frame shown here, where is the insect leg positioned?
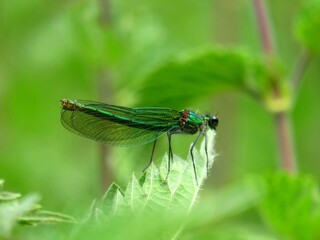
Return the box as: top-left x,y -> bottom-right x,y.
166,132 -> 172,180
143,138 -> 157,172
203,129 -> 209,175
190,131 -> 202,185
170,140 -> 173,162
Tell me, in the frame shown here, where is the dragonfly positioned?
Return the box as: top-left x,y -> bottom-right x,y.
60,99 -> 219,184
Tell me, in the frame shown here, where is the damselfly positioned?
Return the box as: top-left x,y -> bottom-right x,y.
60,99 -> 219,184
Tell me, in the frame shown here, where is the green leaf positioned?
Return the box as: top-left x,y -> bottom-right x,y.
0,194 -> 40,237
71,131 -> 217,240
0,191 -> 21,201
96,130 -> 216,218
135,48 -> 278,111
18,210 -> 78,225
295,0 -> 320,54
0,181 -> 76,237
259,173 -> 320,240
136,49 -> 251,107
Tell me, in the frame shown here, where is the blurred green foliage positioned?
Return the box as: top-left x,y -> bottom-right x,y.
0,179 -> 76,237
295,0 -> 320,54
260,173 -> 320,240
1,0 -> 320,239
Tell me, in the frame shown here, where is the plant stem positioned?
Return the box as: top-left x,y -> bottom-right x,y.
98,0 -> 112,25
253,0 -> 297,172
253,0 -> 274,54
274,112 -> 296,172
98,0 -> 114,191
97,70 -> 114,191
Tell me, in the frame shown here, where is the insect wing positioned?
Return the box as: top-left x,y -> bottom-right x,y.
61,101 -> 180,146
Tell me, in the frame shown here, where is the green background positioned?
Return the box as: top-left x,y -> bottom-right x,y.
0,0 -> 319,239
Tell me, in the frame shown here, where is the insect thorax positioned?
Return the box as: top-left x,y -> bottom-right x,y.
178,110 -> 202,134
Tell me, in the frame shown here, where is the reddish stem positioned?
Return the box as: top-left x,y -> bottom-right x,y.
253,0 -> 297,172
253,0 -> 274,54
274,112 -> 296,172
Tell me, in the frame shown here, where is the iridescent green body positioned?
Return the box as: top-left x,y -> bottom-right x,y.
60,99 -> 219,184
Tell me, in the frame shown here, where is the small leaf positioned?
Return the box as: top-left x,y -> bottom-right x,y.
0,191 -> 21,201
295,0 -> 320,54
18,210 -> 77,225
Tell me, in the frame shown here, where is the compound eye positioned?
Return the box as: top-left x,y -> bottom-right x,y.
208,115 -> 219,130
